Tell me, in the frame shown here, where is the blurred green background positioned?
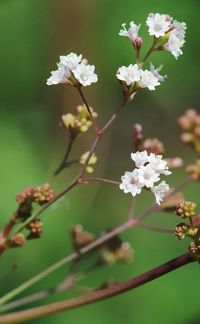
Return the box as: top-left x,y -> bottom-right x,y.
0,0 -> 199,323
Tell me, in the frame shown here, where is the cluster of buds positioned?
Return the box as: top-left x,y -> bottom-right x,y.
71,225 -> 95,250
175,201 -> 200,262
178,109 -> 200,153
186,159 -> 200,180
101,242 -> 134,265
15,183 -> 54,222
62,104 -> 98,137
176,201 -> 196,218
9,233 -> 26,248
26,219 -> 43,239
100,235 -> 134,265
79,151 -> 98,174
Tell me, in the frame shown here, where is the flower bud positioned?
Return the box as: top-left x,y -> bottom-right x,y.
142,138 -> 165,155
135,37 -> 143,49
71,225 -> 95,249
10,233 -> 26,248
188,241 -> 200,261
175,223 -> 188,240
79,151 -> 98,174
32,183 -> 54,205
62,104 -> 98,136
176,201 -> 196,218
187,160 -> 200,180
27,219 -> 43,238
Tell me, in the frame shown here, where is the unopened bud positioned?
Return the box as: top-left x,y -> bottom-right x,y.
135,37 -> 143,49
10,233 -> 26,247
27,219 -> 43,238
176,201 -> 196,218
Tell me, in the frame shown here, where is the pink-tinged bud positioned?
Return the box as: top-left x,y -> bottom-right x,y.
135,37 -> 143,49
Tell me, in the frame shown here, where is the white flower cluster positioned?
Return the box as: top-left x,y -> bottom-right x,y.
47,53 -> 98,87
146,13 -> 187,59
120,14 -> 186,60
116,63 -> 165,90
119,151 -> 171,204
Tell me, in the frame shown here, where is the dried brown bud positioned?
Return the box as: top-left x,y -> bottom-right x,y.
178,109 -> 200,153
187,160 -> 200,180
10,233 -> 26,247
178,109 -> 200,131
161,190 -> 184,211
191,214 -> 200,228
72,225 -> 95,249
133,124 -> 143,151
142,138 -> 165,155
100,240 -> 134,265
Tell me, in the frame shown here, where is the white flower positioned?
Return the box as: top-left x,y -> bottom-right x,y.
119,170 -> 144,196
151,181 -> 169,205
131,151 -> 148,168
164,32 -> 183,59
73,63 -> 98,86
137,164 -> 160,188
150,62 -> 166,82
46,66 -> 70,85
59,53 -> 82,70
119,21 -> 141,43
120,151 -> 171,202
148,153 -> 171,176
164,20 -> 187,59
116,64 -> 141,86
173,20 -> 187,42
139,70 -> 160,90
146,13 -> 171,38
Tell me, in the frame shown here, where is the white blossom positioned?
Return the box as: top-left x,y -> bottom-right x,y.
164,20 -> 187,59
46,66 -> 70,85
119,151 -> 171,203
150,63 -> 166,82
59,53 -> 82,70
119,170 -> 144,196
148,153 -> 172,175
139,70 -> 160,90
73,63 -> 98,87
137,164 -> 160,188
119,21 -> 141,43
131,150 -> 148,168
151,181 -> 169,205
173,20 -> 187,42
116,64 -> 141,86
146,13 -> 171,38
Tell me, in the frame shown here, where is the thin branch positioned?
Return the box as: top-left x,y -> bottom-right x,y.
138,223 -> 174,234
54,136 -> 75,176
0,275 -> 79,313
0,254 -> 194,323
0,175 -> 192,301
142,37 -> 157,62
77,86 -> 99,134
79,177 -> 120,186
0,218 -> 138,306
